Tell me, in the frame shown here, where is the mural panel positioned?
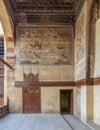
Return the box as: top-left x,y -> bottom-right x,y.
18,26 -> 73,65
75,3 -> 86,63
75,58 -> 86,80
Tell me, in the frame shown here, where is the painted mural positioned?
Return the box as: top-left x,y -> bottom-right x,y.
75,3 -> 86,63
75,2 -> 87,81
18,26 -> 73,65
75,58 -> 86,80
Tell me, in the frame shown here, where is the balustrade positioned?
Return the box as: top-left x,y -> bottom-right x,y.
0,105 -> 9,118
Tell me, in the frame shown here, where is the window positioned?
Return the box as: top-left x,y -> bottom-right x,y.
0,37 -> 4,56
0,93 -> 3,98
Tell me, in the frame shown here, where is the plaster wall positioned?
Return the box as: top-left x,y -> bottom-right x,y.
15,24 -> 74,82
94,18 -> 100,77
94,85 -> 100,125
74,87 -> 81,118
8,86 -> 75,113
15,65 -> 74,82
7,70 -> 22,113
81,86 -> 87,122
86,86 -> 93,121
41,87 -> 75,113
75,2 -> 87,81
8,22 -> 75,112
8,86 -> 23,113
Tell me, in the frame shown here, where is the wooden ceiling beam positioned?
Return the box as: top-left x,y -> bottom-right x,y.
0,57 -> 14,69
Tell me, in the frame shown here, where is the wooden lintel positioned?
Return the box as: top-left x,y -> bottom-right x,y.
15,77 -> 100,87
0,57 -> 14,69
15,81 -> 75,87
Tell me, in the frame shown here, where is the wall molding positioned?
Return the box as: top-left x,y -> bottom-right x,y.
15,77 -> 100,87
75,78 -> 94,87
75,77 -> 100,87
94,77 -> 100,85
15,81 -> 75,87
75,79 -> 86,87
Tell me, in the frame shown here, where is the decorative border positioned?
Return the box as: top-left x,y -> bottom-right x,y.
94,77 -> 100,85
15,81 -> 75,87
75,77 -> 100,87
15,77 -> 100,87
75,79 -> 86,87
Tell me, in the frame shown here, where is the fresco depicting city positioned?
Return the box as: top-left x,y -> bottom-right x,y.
18,26 -> 73,65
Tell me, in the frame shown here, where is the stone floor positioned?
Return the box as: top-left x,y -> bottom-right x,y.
63,115 -> 91,130
0,114 -> 96,130
88,122 -> 100,130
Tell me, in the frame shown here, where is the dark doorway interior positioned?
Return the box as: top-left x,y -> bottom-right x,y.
60,90 -> 73,114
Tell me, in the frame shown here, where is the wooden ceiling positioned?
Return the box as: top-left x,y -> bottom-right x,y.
4,0 -> 82,25
10,0 -> 78,14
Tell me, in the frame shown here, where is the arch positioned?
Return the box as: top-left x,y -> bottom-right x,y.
0,0 -> 15,65
0,0 -> 15,106
0,0 -> 13,38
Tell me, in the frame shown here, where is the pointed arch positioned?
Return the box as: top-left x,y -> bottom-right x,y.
0,0 -> 15,65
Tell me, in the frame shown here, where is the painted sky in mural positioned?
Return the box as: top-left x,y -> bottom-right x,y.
18,26 -> 73,65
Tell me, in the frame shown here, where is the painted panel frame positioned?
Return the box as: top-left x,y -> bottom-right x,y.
17,26 -> 73,65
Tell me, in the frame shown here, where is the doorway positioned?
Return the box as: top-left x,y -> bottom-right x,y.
23,86 -> 41,113
60,90 -> 73,114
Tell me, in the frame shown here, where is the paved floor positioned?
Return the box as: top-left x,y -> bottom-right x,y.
63,115 -> 91,130
0,114 -> 93,130
88,122 -> 100,130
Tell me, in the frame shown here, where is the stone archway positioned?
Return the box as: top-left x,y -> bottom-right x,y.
0,0 -> 15,65
0,0 -> 15,105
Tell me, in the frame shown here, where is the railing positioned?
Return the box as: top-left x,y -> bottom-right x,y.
0,105 -> 9,118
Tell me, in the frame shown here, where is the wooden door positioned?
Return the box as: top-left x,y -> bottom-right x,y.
23,86 -> 41,113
